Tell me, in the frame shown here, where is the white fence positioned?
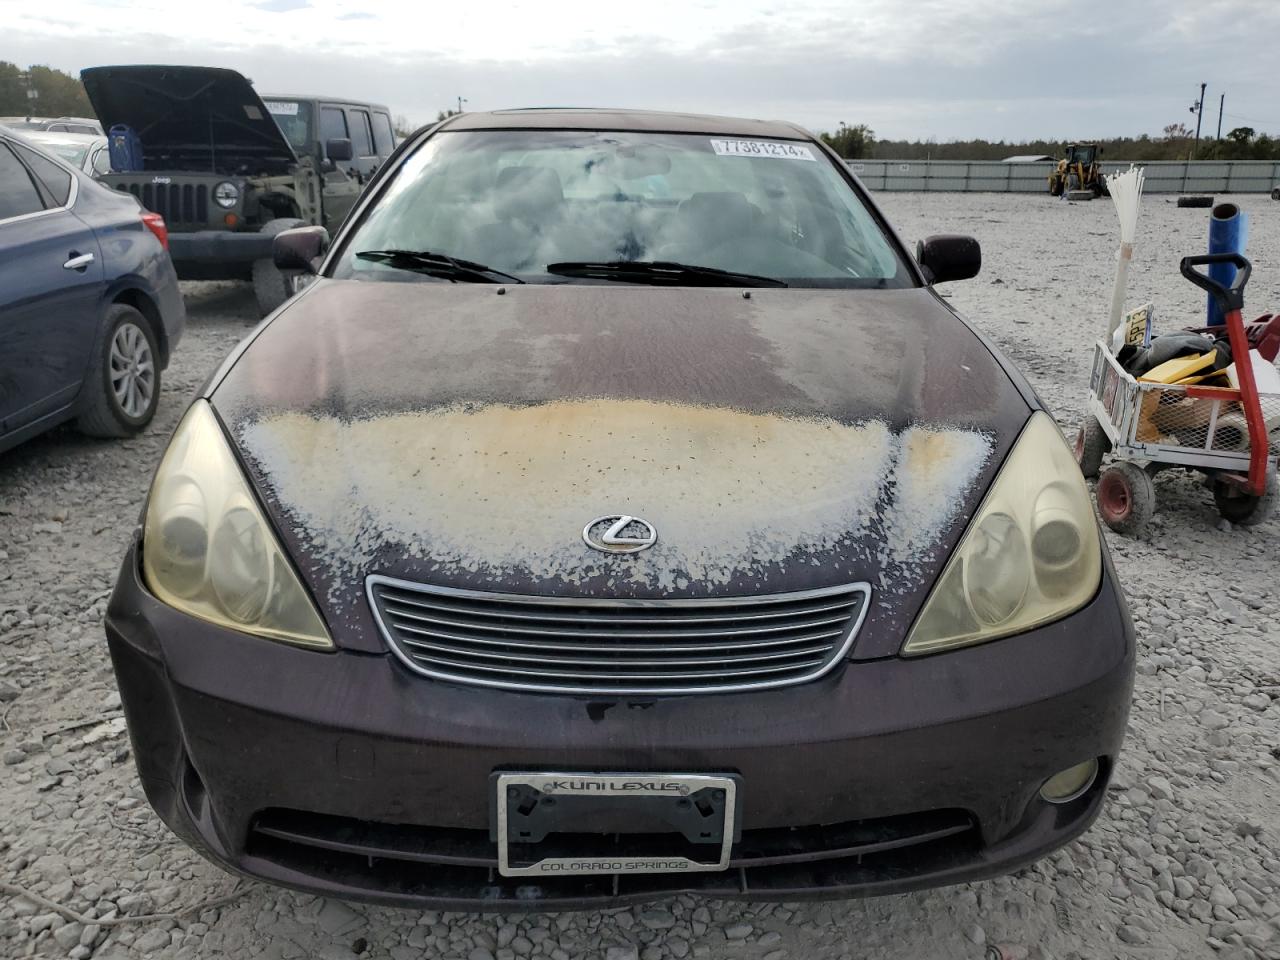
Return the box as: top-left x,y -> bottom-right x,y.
847,159 -> 1280,194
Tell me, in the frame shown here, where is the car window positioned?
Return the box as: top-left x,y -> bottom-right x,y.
65,124 -> 98,135
0,143 -> 47,220
349,109 -> 374,157
92,147 -> 111,175
12,142 -> 73,206
320,107 -> 348,150
265,99 -> 313,152
32,140 -> 89,168
333,129 -> 910,288
372,112 -> 395,156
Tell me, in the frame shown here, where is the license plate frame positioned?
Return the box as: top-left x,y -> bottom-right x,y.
493,772 -> 738,878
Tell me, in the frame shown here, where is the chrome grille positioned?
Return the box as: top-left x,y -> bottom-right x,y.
366,577 -> 870,695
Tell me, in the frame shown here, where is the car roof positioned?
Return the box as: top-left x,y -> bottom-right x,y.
440,108 -> 815,140
21,131 -> 105,146
0,116 -> 100,127
264,95 -> 391,112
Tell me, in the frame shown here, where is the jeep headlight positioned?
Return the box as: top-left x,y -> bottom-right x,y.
213,181 -> 239,208
142,401 -> 332,648
903,412 -> 1101,655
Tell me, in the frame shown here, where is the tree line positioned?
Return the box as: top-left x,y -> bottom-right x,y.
0,62 -> 94,117
817,121 -> 1280,161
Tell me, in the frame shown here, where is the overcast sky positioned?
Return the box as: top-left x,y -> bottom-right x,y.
4,0 -> 1279,140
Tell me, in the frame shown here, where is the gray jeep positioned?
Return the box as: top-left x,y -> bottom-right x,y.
81,65 -> 396,315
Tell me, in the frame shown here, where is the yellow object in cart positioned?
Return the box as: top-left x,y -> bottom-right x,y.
1138,351 -> 1217,384
1173,371 -> 1229,386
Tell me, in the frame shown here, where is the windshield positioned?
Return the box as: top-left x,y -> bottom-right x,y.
264,99 -> 313,152
33,141 -> 90,167
332,130 -> 911,287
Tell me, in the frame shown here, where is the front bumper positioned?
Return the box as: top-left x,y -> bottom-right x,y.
168,231 -> 273,279
105,541 -> 1134,909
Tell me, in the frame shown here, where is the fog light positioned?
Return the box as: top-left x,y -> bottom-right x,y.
1040,758 -> 1099,803
224,213 -> 238,227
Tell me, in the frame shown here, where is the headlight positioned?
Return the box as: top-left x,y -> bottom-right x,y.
903,412 -> 1101,655
142,401 -> 332,648
212,181 -> 239,208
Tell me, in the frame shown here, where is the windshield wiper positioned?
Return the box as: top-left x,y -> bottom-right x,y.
355,249 -> 524,284
545,260 -> 787,288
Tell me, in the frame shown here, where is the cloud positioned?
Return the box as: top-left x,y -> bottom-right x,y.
253,0 -> 309,10
337,11 -> 375,19
6,0 -> 1280,139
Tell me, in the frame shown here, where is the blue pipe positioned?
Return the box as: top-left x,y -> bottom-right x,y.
1207,202 -> 1248,326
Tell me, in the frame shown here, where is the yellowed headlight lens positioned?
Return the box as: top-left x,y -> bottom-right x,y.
142,401 -> 332,649
903,412 -> 1101,655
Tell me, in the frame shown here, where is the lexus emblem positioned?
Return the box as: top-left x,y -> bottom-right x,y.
582,515 -> 657,554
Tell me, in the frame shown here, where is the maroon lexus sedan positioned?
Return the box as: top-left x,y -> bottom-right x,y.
105,108 -> 1134,908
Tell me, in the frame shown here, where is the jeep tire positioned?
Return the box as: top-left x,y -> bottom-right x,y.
252,218 -> 306,318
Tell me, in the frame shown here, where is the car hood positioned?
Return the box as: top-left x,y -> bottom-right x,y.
80,65 -> 296,175
212,280 -> 1032,657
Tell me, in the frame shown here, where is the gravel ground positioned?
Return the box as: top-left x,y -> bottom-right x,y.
2,193 -> 1279,960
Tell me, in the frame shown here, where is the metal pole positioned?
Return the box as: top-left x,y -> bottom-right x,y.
1216,94 -> 1224,140
1192,82 -> 1206,159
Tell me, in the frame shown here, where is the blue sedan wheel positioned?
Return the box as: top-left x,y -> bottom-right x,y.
77,304 -> 161,437
110,319 -> 155,418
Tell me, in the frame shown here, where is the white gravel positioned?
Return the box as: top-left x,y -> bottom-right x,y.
2,193 -> 1280,960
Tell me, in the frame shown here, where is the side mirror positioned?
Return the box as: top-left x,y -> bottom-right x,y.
916,234 -> 981,284
325,138 -> 353,162
273,225 -> 330,274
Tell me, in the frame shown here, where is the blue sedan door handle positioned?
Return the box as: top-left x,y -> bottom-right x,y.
63,251 -> 95,271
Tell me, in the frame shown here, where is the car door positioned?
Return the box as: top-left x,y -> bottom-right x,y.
318,104 -> 360,229
0,140 -> 104,436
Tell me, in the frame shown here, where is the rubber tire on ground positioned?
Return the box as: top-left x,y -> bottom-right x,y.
1212,470 -> 1278,526
1096,461 -> 1156,535
76,304 -> 160,438
1177,196 -> 1214,208
1074,416 -> 1111,479
251,218 -> 306,317
1066,190 -> 1094,202
1271,186 -> 1280,201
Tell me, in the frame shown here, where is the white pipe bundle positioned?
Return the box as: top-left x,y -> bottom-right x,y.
1106,165 -> 1146,346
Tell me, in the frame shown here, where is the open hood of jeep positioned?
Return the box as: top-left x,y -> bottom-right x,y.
81,65 -> 297,175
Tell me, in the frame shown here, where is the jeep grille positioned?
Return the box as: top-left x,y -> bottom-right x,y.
115,182 -> 210,229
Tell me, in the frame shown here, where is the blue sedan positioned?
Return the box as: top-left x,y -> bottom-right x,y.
0,128 -> 185,454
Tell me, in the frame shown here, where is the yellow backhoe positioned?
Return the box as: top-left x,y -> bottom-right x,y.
1048,144 -> 1108,197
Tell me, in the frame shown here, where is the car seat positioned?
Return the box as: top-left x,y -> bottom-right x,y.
657,191 -> 760,262
467,166 -> 566,271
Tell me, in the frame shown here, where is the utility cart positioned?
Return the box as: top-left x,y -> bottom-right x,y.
1075,253 -> 1279,534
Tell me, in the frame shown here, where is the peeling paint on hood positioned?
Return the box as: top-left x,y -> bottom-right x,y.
211,281 -> 1029,655
238,399 -> 991,601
